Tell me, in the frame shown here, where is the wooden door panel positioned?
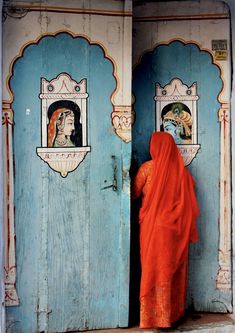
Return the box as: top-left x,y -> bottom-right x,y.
132,40 -> 232,312
7,32 -> 130,333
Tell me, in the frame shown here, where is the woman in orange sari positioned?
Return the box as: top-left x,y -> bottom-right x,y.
132,132 -> 199,328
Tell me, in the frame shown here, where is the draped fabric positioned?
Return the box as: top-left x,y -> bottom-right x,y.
132,132 -> 199,328
47,108 -> 65,147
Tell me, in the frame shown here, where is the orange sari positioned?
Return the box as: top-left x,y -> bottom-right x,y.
132,132 -> 199,328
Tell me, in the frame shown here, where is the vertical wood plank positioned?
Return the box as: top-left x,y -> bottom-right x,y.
37,164 -> 49,332
0,0 -> 6,330
118,144 -> 131,327
118,0 -> 132,326
6,41 -> 43,333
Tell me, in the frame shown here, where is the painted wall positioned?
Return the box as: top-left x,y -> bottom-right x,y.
3,0 -> 132,106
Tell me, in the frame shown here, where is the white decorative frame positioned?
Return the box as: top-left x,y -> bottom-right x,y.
154,78 -> 200,166
36,73 -> 91,177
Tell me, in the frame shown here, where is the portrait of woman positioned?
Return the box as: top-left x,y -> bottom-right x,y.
48,108 -> 75,147
132,132 -> 199,329
47,100 -> 82,148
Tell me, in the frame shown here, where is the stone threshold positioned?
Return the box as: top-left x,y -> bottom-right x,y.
83,313 -> 235,333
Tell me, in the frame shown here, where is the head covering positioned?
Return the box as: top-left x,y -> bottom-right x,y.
47,108 -> 67,147
139,132 -> 199,297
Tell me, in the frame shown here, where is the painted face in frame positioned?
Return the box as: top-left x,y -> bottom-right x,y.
63,114 -> 75,136
163,120 -> 182,144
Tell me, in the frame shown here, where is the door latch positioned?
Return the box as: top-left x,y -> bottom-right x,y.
101,155 -> 117,192
101,179 -> 117,191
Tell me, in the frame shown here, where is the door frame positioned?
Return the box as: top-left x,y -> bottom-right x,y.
225,0 -> 235,319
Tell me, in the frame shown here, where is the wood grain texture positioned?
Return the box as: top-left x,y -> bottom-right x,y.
7,32 -> 131,332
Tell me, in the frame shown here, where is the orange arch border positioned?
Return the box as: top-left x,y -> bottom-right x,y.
5,29 -> 120,108
133,37 -> 228,105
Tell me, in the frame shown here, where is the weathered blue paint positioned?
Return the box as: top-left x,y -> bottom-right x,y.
132,41 -> 231,312
7,32 -> 130,332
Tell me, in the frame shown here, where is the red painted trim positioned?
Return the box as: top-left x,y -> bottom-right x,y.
27,8 -> 132,17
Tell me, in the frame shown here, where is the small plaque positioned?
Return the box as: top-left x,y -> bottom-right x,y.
215,50 -> 228,61
212,39 -> 227,51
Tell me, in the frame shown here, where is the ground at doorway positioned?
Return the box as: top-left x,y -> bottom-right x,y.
84,313 -> 235,333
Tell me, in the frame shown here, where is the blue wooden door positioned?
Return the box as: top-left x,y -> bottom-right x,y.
132,41 -> 232,312
6,32 -> 130,333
